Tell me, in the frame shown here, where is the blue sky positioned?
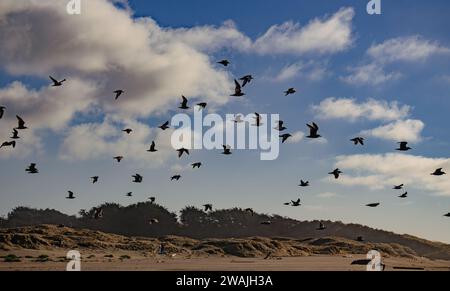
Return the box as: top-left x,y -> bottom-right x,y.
1,0 -> 450,243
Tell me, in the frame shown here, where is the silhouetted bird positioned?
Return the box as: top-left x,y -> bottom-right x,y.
49,75 -> 66,87
66,191 -> 75,199
280,133 -> 292,144
399,192 -> 408,198
252,112 -> 263,127
15,115 -> 27,130
217,59 -> 230,66
126,192 -> 133,197
123,128 -> 133,134
284,88 -> 296,96
261,221 -> 272,225
245,208 -> 254,216
231,79 -> 245,97
274,120 -> 287,131
366,203 -> 380,208
0,106 -> 5,119
197,102 -> 207,110
149,218 -> 159,225
93,207 -> 103,219
444,213 -> 450,217
91,176 -> 99,184
233,114 -> 244,123
147,141 -> 157,152
299,180 -> 309,187
306,122 -> 321,138
179,95 -> 189,109
0,141 -> 16,149
113,156 -> 123,163
329,168 -> 342,179
132,174 -> 143,183
171,175 -> 181,181
114,90 -> 124,100
317,222 -> 327,231
177,148 -> 190,158
291,199 -> 301,207
222,145 -> 232,155
149,197 -> 156,204
396,142 -> 411,151
159,121 -> 170,130
431,168 -> 446,176
351,137 -> 365,145
10,129 -> 20,140
25,163 -> 38,174
203,204 -> 213,212
393,184 -> 404,190
192,162 -> 202,169
240,75 -> 254,87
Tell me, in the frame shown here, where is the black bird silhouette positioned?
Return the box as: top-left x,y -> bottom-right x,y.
93,207 -> 103,219
192,162 -> 202,169
113,156 -> 123,163
231,79 -> 245,97
171,175 -> 181,181
126,192 -> 133,197
149,197 -> 156,204
306,122 -> 321,138
366,203 -> 380,208
91,176 -> 99,184
233,114 -> 244,123
280,133 -> 292,144
49,75 -> 66,87
203,204 -> 213,212
284,88 -> 296,96
253,112 -> 263,127
147,141 -> 157,152
66,191 -> 75,199
114,90 -> 124,100
25,163 -> 38,174
291,199 -> 301,207
159,121 -> 170,130
351,137 -> 365,145
329,168 -> 342,179
0,106 -> 5,119
431,168 -> 446,176
396,142 -> 411,151
444,213 -> 450,217
399,192 -> 408,198
261,221 -> 272,225
179,95 -> 189,109
122,128 -> 133,134
10,129 -> 20,140
240,75 -> 254,87
132,174 -> 143,183
222,145 -> 232,155
15,115 -> 27,130
299,180 -> 309,187
197,102 -> 207,110
317,222 -> 327,231
274,120 -> 287,131
217,59 -> 230,67
0,141 -> 16,149
177,148 -> 190,158
393,184 -> 404,190
245,208 -> 254,216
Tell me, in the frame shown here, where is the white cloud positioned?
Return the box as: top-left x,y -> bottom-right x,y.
331,153 -> 450,196
274,61 -> 327,82
361,119 -> 425,143
286,131 -> 305,144
312,98 -> 411,122
341,63 -> 402,85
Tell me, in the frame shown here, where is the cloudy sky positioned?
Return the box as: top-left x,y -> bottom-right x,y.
1,0 -> 450,243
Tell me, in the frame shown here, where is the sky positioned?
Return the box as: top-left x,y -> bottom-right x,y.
1,0 -> 450,243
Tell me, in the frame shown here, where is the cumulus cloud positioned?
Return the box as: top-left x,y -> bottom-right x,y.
285,131 -> 305,144
361,119 -> 425,143
331,153 -> 450,196
274,61 -> 328,82
312,98 -> 411,122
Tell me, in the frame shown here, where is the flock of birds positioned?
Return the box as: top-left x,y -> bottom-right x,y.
1,62 -> 450,229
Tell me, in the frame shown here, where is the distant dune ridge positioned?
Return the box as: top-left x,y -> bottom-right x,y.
1,202 -> 450,260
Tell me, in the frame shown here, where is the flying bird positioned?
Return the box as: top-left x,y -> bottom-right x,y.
240,75 -> 254,87
177,148 -> 190,158
10,129 -> 20,140
171,175 -> 181,181
114,90 -> 124,100
203,204 -> 213,212
317,222 -> 327,231
444,213 -> 450,217
15,115 -> 27,130
222,145 -> 232,155
306,122 -> 321,139
149,197 -> 156,204
291,199 -> 301,207
159,121 -> 170,130
280,133 -> 292,144
393,184 -> 404,190
253,112 -> 263,127
0,141 -> 16,149
49,76 -> 66,87
179,96 -> 189,110
132,174 -> 143,183
396,142 -> 411,151
329,168 -> 342,179
126,192 -> 133,197
147,141 -> 157,152
233,114 -> 244,123
91,176 -> 99,184
431,168 -> 446,176
25,163 -> 38,174
274,120 -> 287,131
192,162 -> 202,169
113,156 -> 123,163
122,128 -> 133,134
399,192 -> 408,198
284,88 -> 296,96
351,137 -> 365,146
197,102 -> 207,110
217,59 -> 230,67
93,207 -> 103,219
0,106 -> 5,119
231,79 -> 245,97
366,203 -> 380,208
299,180 -> 309,187
66,191 -> 76,200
